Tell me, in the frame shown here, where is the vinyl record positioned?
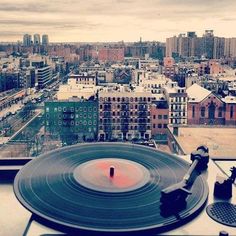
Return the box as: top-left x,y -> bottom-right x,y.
14,143 -> 208,234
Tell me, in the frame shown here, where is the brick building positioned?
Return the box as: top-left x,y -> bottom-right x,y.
98,46 -> 124,63
150,98 -> 169,138
222,96 -> 236,125
98,86 -> 153,141
187,83 -> 225,125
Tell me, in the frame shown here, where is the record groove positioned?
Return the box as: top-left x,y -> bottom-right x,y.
14,143 -> 208,234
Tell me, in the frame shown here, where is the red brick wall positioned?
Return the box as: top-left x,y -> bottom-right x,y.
98,47 -> 124,62
150,105 -> 169,135
188,94 -> 225,125
225,103 -> 236,125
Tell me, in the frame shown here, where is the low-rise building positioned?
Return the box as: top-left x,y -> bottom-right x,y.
187,83 -> 225,125
45,99 -> 98,144
57,78 -> 99,100
222,96 -> 236,125
150,97 -> 169,139
139,72 -> 168,94
69,73 -> 97,86
164,81 -> 188,125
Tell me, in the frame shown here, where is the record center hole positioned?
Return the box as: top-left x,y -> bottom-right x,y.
110,166 -> 115,177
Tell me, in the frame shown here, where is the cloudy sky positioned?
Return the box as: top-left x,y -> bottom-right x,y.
0,0 -> 236,42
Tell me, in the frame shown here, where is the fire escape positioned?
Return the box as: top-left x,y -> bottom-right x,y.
103,99 -> 112,140
138,99 -> 148,139
120,99 -> 129,140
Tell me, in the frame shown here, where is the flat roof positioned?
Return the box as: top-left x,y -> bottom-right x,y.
171,126 -> 236,158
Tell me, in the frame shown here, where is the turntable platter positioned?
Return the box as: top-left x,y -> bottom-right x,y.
14,143 -> 208,234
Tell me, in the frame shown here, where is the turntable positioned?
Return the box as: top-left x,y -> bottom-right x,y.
12,143 -> 236,235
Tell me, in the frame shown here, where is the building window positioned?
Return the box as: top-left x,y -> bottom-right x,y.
158,115 -> 162,119
163,124 -> 167,128
230,106 -> 234,119
153,115 -> 156,119
192,106 -> 195,118
54,108 -> 57,112
63,107 -> 66,112
163,115 -> 168,119
58,107 -> 62,111
153,124 -> 156,128
201,107 -> 205,117
46,107 -> 49,112
218,107 -> 223,118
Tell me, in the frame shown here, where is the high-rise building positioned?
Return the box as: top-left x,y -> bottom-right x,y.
33,34 -> 41,45
42,34 -> 49,46
224,38 -> 236,58
187,32 -> 197,38
203,30 -> 214,59
23,34 -> 32,47
37,66 -> 52,89
213,37 -> 225,59
166,36 -> 178,57
166,30 -> 228,59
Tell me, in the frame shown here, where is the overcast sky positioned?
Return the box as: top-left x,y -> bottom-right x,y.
0,0 -> 236,42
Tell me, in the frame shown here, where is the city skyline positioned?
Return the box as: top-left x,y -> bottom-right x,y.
0,0 -> 236,42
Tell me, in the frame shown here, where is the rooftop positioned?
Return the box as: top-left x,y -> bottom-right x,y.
187,83 -> 211,102
171,126 -> 236,158
222,95 -> 236,104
